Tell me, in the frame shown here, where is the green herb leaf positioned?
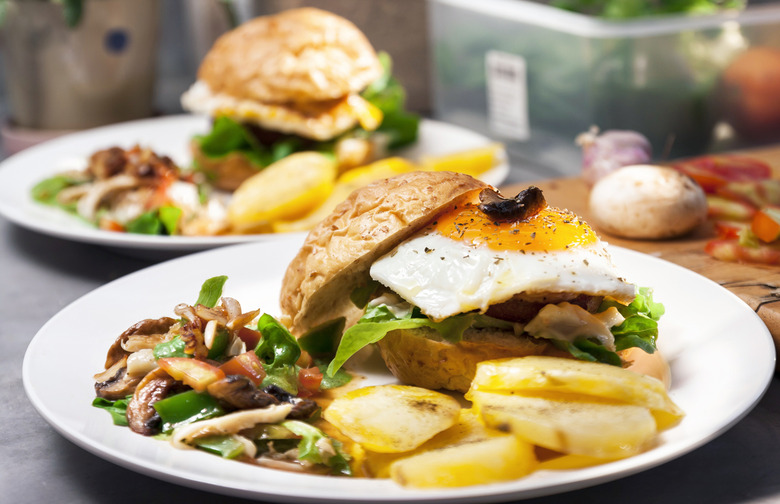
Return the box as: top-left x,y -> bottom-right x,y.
126,211 -> 163,235
196,275 -> 228,308
281,420 -> 352,476
153,335 -> 190,360
92,396 -> 131,426
31,175 -> 77,205
255,313 -> 301,368
158,205 -> 183,235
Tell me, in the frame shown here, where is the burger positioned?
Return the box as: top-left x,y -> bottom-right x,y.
280,171 -> 666,393
181,7 -> 419,191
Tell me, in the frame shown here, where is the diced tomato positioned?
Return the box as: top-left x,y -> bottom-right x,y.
706,195 -> 756,221
705,238 -> 780,265
98,217 -> 125,232
713,220 -> 749,240
236,326 -> 262,349
158,357 -> 225,392
219,351 -> 266,386
670,154 -> 772,194
145,170 -> 177,209
751,206 -> 780,243
297,367 -> 323,398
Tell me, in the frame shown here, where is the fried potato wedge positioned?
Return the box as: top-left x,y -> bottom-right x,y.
322,385 -> 460,453
228,152 -> 336,232
363,408 -> 502,478
471,390 -> 657,459
469,356 -> 684,430
420,142 -> 504,177
389,435 -> 536,488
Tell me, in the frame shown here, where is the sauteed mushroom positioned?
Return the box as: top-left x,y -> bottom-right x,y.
478,186 -> 546,221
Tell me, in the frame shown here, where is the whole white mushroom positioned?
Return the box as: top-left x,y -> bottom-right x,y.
588,165 -> 708,240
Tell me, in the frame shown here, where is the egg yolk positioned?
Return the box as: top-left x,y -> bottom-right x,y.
433,191 -> 598,252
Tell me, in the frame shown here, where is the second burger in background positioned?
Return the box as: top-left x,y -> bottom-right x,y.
181,7 -> 419,190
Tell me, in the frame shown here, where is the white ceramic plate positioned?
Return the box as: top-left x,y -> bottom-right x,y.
23,236 -> 775,503
0,115 -> 509,253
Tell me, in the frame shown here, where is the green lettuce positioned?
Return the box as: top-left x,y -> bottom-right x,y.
326,305 -> 504,376
327,287 -> 664,375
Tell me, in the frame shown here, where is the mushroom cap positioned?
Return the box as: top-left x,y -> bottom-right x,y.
588,164 -> 708,240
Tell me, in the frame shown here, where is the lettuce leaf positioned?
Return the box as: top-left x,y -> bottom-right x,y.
326,305 -> 492,376
361,51 -> 420,149
599,287 -> 663,354
326,287 -> 664,375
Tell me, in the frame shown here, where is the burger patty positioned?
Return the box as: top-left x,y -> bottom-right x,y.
485,293 -> 604,324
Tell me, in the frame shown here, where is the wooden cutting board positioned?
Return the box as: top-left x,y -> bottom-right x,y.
501,146 -> 780,362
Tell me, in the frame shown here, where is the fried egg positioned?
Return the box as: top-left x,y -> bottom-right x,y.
181,81 -> 381,141
369,190 -> 636,321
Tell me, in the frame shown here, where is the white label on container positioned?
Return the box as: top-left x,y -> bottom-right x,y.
485,50 -> 529,141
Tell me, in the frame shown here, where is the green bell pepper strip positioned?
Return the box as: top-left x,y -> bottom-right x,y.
191,435 -> 246,459
153,390 -> 224,433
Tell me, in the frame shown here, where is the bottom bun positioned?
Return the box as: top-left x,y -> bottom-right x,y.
191,140 -> 258,192
376,328 -> 671,393
375,327 -> 569,393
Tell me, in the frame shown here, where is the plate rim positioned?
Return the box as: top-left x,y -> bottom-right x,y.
22,240 -> 776,503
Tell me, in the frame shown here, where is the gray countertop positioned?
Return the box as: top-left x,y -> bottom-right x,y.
2,197 -> 780,503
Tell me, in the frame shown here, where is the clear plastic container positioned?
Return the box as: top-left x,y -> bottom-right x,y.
429,0 -> 780,178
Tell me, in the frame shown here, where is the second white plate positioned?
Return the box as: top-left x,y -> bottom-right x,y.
0,115 -> 509,253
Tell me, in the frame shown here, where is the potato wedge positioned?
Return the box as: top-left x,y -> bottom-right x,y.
337,157 -> 417,185
469,356 -> 683,430
363,408 -> 502,478
420,143 -> 504,177
471,390 -> 657,459
228,152 -> 336,232
322,385 -> 460,453
389,435 -> 536,488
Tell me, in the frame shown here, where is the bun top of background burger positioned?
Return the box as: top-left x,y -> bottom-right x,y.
181,7 -> 420,190
280,171 -> 667,393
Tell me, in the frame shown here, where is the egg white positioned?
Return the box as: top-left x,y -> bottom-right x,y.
181,81 -> 360,140
369,231 -> 636,321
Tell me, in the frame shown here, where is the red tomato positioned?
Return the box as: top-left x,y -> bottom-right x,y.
236,327 -> 262,349
219,351 -> 266,386
705,239 -> 780,265
713,220 -> 749,240
98,217 -> 125,232
670,155 -> 772,194
297,367 -> 324,398
158,357 -> 225,392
